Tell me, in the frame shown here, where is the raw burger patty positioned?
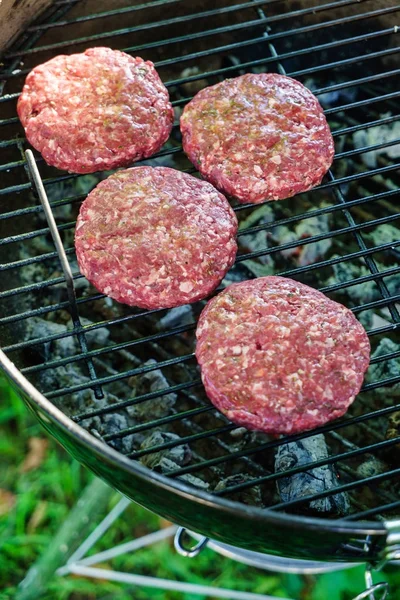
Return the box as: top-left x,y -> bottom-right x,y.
195,276 -> 370,435
180,73 -> 334,204
75,166 -> 238,309
17,47 -> 174,173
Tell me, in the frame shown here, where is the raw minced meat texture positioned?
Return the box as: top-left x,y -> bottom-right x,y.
17,47 -> 174,173
75,166 -> 238,309
181,73 -> 334,204
195,276 -> 370,435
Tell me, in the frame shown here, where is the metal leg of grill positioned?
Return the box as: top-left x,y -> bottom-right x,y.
56,495 -> 293,600
54,494 -> 391,600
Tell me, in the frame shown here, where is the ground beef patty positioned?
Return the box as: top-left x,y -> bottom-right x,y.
75,166 -> 238,309
196,277 -> 370,435
181,73 -> 334,204
18,47 -> 174,173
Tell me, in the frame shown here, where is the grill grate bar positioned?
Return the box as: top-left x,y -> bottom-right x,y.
128,424 -> 238,460
2,0 -> 284,59
156,24 -> 396,72
328,172 -> 400,323
134,394 -> 400,465
103,405 -> 213,441
1,162 -> 398,250
0,138 -> 25,147
274,238 -> 400,283
164,44 -> 400,90
0,117 -> 20,126
44,353 -> 195,399
2,306 -> 173,352
21,323 -> 196,375
0,144 -> 183,175
268,467 -> 400,512
0,292 -> 105,326
314,69 -> 400,97
27,0 -> 188,31
320,266 -> 400,295
74,379 -> 202,423
343,501 -> 400,521
3,26 -> 397,104
4,0 -> 388,60
236,209 -> 400,263
324,90 -> 400,116
2,232 -> 400,339
3,13 -> 390,101
0,164 -> 197,196
213,436 -> 400,497
1,184 -> 398,279
74,348 -> 396,426
333,136 -> 400,161
168,402 -> 400,479
1,206 -> 399,307
332,114 -> 400,138
10,264 -> 400,377
0,92 -> 21,103
0,247 -> 76,272
1,84 -> 398,194
361,374 -> 400,393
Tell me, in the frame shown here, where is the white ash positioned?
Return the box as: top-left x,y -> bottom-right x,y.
275,435 -> 350,516
239,204 -> 275,268
229,427 -> 249,439
139,433 -> 208,489
304,77 -> 357,109
269,209 -> 332,267
179,66 -> 209,96
177,472 -> 210,490
214,473 -> 263,507
91,412 -> 134,454
25,316 -> 110,359
229,427 -> 270,451
356,457 -> 388,480
128,359 -> 177,419
45,174 -> 101,206
59,262 -> 91,292
366,338 -> 400,398
353,117 -> 400,168
24,318 -> 117,418
268,224 -> 298,260
326,257 -> 376,304
292,210 -> 332,266
365,224 -> 400,247
159,305 -> 194,330
140,431 -> 192,470
369,311 -> 394,331
78,317 -> 110,347
25,318 -> 76,361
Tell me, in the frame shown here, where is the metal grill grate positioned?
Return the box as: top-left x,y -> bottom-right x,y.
0,0 -> 400,523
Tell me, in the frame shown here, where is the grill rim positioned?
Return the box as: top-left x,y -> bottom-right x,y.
0,348 -> 388,537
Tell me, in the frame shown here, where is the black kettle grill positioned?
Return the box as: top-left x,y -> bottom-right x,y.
1,0 -> 400,579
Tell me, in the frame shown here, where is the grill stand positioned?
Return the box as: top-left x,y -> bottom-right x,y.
55,495 -> 288,600
51,493 -> 388,600
24,136 -> 397,600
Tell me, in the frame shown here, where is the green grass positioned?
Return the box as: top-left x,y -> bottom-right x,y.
1,378 -> 400,600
